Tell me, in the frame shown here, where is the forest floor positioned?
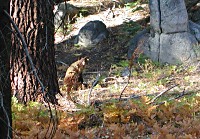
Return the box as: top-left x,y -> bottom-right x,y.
54,0 -> 200,110
54,1 -> 151,109
52,2 -> 200,139
13,1 -> 200,138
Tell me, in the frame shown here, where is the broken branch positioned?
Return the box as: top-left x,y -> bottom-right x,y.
149,84 -> 179,104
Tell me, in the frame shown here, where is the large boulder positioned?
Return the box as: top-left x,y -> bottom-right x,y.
150,0 -> 189,33
127,28 -> 150,60
159,32 -> 198,63
74,20 -> 109,47
128,0 -> 200,64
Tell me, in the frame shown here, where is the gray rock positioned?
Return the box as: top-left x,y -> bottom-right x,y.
160,0 -> 189,33
189,21 -> 200,42
146,33 -> 160,62
128,0 -> 200,64
121,67 -> 130,77
148,0 -> 200,64
127,28 -> 150,60
149,0 -> 188,33
149,0 -> 161,33
128,31 -> 199,64
159,32 -> 198,64
74,20 -> 109,47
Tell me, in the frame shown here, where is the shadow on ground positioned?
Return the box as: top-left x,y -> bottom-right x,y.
55,16 -> 150,83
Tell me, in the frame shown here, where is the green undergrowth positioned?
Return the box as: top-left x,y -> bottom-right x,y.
12,57 -> 200,138
12,91 -> 200,138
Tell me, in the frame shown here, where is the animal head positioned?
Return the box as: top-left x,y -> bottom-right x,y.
77,57 -> 89,67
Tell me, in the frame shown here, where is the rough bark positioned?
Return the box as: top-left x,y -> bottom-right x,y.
10,0 -> 60,104
0,0 -> 12,138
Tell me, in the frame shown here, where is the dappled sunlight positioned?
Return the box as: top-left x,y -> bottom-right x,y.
10,0 -> 200,138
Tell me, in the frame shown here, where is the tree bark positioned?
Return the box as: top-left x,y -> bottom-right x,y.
10,0 -> 60,104
0,0 -> 12,138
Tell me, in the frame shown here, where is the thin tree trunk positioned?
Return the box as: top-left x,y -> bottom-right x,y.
10,0 -> 60,104
0,0 -> 12,138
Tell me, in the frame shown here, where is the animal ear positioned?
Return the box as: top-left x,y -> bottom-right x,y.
84,57 -> 89,62
80,57 -> 89,66
78,56 -> 88,60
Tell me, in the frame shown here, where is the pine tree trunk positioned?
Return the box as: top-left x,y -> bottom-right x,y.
10,0 -> 60,104
0,0 -> 12,138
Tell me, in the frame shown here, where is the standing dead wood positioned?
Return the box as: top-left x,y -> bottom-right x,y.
119,46 -> 142,101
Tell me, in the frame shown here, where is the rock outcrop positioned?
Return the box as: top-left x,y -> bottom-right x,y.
128,0 -> 200,64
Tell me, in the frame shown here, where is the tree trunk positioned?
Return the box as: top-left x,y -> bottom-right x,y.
0,0 -> 12,138
10,0 -> 60,104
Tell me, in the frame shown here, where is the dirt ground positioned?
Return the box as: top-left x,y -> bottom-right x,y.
55,1 -> 149,78
54,1 -> 151,109
53,1 -> 200,113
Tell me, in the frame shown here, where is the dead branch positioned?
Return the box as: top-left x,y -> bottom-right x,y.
119,45 -> 143,101
149,84 -> 179,104
119,76 -> 130,101
119,61 -> 132,101
155,88 -> 188,106
0,92 -> 11,138
88,72 -> 101,106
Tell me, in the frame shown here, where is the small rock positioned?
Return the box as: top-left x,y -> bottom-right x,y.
121,67 -> 131,77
